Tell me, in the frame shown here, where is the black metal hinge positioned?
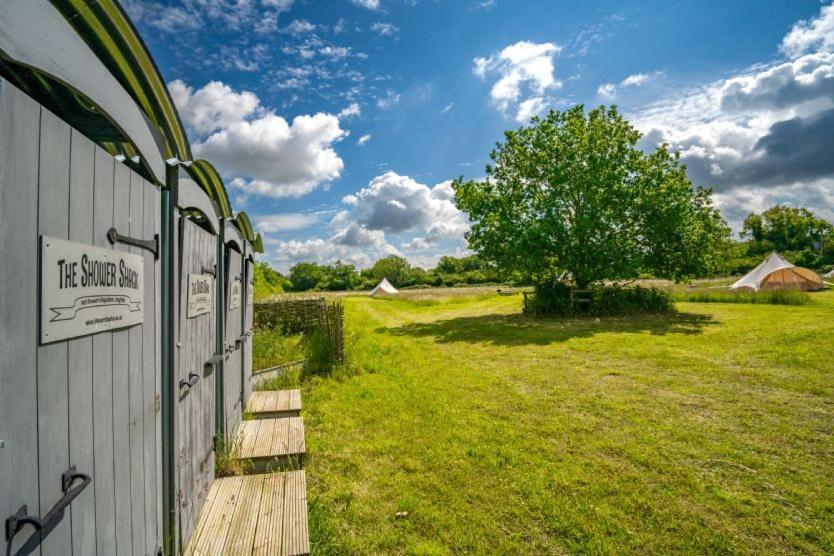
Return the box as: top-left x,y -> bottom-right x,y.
107,227 -> 159,259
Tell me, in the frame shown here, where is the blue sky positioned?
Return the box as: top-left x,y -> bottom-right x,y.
126,0 -> 834,272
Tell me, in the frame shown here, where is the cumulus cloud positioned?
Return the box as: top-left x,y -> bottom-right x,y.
630,3 -> 834,232
259,172 -> 470,271
170,80 -> 347,198
265,236 -> 400,271
515,96 -> 548,122
169,80 -> 260,134
781,3 -> 834,57
720,52 -> 834,112
474,41 -> 562,121
344,172 -> 469,240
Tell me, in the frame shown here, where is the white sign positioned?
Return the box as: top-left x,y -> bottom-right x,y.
41,236 -> 144,343
247,280 -> 254,307
229,278 -> 241,310
187,274 -> 213,318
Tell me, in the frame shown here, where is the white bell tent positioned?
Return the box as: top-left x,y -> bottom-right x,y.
370,278 -> 399,296
730,252 -> 825,292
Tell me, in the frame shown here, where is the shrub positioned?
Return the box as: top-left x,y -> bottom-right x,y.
524,282 -> 672,317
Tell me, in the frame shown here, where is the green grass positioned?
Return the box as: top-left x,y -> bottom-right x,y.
672,289 -> 814,305
296,290 -> 834,554
252,328 -> 307,371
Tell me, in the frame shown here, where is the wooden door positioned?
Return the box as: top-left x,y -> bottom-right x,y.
1,79 -> 161,556
175,217 -> 217,549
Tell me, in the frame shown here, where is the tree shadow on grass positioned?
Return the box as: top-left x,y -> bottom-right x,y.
379,311 -> 716,346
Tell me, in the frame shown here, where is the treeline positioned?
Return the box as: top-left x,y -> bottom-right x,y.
253,205 -> 833,297
253,255 -> 506,296
286,255 -> 504,292
717,206 -> 833,275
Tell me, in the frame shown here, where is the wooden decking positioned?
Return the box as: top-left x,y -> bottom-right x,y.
248,389 -> 302,418
184,471 -> 309,555
234,416 -> 306,473
186,389 -> 310,554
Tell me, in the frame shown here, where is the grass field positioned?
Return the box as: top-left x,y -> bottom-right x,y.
284,289 -> 834,554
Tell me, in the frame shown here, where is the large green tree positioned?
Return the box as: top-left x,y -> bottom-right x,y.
453,105 -> 729,288
742,205 -> 832,254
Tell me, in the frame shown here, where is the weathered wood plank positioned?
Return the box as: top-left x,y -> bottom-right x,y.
0,79 -> 43,556
222,475 -> 263,555
143,178 -> 160,555
111,161 -> 133,552
231,417 -> 305,473
128,170 -> 148,556
283,471 -> 309,556
186,473 -> 308,556
248,390 -> 302,419
67,128 -> 97,556
37,108 -> 72,556
92,146 -> 117,555
252,473 -> 285,556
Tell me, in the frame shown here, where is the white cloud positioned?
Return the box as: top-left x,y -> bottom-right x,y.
719,52 -> 834,112
781,3 -> 834,57
597,82 -> 617,100
169,80 -> 260,135
357,134 -> 372,146
441,102 -> 454,114
351,0 -> 380,10
621,73 -> 650,87
255,213 -> 323,232
338,103 -> 361,118
630,3 -> 834,233
371,22 -> 399,36
265,236 -> 400,272
259,172 -> 470,271
473,41 -> 562,119
597,72 -> 656,100
345,173 -> 468,239
171,80 -> 347,199
319,46 -> 352,59
515,96 -> 548,122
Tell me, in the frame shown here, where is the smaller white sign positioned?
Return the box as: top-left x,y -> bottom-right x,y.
247,280 -> 254,307
41,236 -> 144,343
187,274 -> 213,318
229,278 -> 241,310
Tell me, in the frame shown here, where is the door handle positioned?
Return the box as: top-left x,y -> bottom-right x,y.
5,466 -> 91,554
179,372 -> 200,390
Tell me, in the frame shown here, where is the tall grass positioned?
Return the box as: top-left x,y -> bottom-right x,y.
252,328 -> 307,371
215,434 -> 248,477
673,289 -> 813,305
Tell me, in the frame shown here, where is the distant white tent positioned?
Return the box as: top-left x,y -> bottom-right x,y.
731,252 -> 825,292
370,278 -> 399,296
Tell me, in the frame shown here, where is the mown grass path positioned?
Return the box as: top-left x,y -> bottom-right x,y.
301,292 -> 834,554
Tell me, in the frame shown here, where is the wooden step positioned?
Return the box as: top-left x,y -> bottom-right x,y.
234,417 -> 306,474
248,389 -> 302,419
184,471 -> 309,556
